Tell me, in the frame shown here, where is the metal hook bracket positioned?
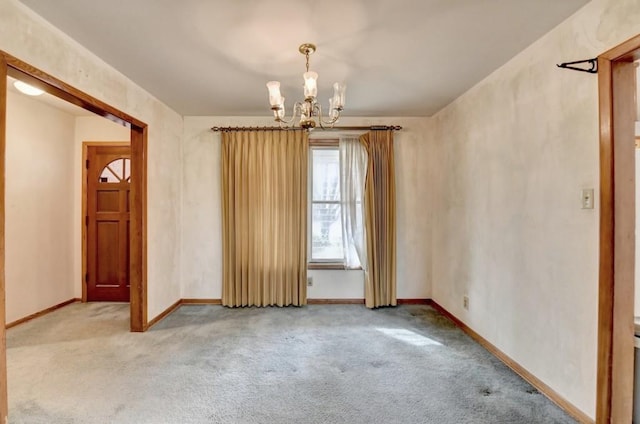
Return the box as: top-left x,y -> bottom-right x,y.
556,58 -> 598,74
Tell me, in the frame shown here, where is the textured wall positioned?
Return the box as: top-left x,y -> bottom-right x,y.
5,90 -> 76,323
430,0 -> 640,418
0,0 -> 184,319
181,116 -> 432,300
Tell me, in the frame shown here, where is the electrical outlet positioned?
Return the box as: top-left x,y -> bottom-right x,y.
307,276 -> 313,287
463,295 -> 469,310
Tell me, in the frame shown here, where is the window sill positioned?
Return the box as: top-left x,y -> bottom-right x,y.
307,263 -> 362,271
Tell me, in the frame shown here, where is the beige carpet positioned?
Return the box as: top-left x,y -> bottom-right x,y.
7,302 -> 577,423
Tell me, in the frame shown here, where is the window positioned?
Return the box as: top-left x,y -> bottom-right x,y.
309,137 -> 366,270
99,158 -> 131,183
309,143 -> 344,265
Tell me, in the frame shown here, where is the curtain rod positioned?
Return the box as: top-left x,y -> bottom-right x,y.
210,125 -> 403,132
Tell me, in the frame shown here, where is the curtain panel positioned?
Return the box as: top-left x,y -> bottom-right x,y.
339,135 -> 368,270
360,130 -> 397,308
221,130 -> 308,307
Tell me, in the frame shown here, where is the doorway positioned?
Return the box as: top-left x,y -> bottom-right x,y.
84,143 -> 131,302
0,51 -> 148,421
597,34 -> 640,423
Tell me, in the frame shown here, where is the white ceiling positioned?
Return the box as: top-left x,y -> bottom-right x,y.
18,0 -> 590,117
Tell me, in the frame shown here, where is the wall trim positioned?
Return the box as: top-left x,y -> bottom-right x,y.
181,298 -> 222,305
430,301 -> 594,424
146,299 -> 182,329
146,298 -> 223,330
308,298 -> 364,304
6,298 -> 80,329
308,299 -> 431,305
397,298 -> 431,305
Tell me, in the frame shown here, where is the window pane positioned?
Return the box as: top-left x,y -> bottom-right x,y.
312,149 -> 340,201
99,158 -> 130,183
312,203 -> 343,260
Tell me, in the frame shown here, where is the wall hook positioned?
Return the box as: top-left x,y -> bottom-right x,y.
556,58 -> 598,74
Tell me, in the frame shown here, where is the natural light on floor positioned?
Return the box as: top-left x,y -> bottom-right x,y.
376,328 -> 443,347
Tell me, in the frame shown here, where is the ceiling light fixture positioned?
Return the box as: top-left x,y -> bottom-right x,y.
266,43 -> 345,129
13,80 -> 44,96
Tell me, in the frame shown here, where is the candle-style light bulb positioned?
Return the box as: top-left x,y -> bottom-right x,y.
266,81 -> 283,107
332,82 -> 346,109
303,72 -> 318,99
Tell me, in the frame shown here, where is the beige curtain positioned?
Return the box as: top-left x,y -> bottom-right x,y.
360,130 -> 396,308
221,130 -> 308,307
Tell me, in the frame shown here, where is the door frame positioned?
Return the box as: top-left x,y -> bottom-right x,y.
0,50 -> 148,420
82,141 -> 131,302
597,34 -> 640,423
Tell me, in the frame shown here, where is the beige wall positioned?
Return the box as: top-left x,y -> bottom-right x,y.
5,90 -> 76,323
0,0 -> 184,319
181,116 -> 432,300
430,0 -> 640,418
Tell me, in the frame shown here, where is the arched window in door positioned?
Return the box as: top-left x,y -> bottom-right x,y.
99,158 -> 131,183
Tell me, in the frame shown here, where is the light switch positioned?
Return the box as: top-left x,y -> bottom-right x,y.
581,188 -> 594,209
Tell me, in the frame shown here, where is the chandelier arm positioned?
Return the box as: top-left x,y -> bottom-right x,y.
292,101 -> 304,123
317,103 -> 341,129
275,114 -> 296,125
314,104 -> 326,130
274,102 -> 304,126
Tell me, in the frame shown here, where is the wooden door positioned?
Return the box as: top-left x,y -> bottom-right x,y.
86,146 -> 131,302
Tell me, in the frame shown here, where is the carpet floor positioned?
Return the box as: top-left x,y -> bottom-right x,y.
7,303 -> 577,423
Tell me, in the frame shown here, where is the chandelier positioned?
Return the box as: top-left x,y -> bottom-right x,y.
266,43 -> 346,129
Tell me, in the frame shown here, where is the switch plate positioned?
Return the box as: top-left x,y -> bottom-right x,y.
581,188 -> 594,209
